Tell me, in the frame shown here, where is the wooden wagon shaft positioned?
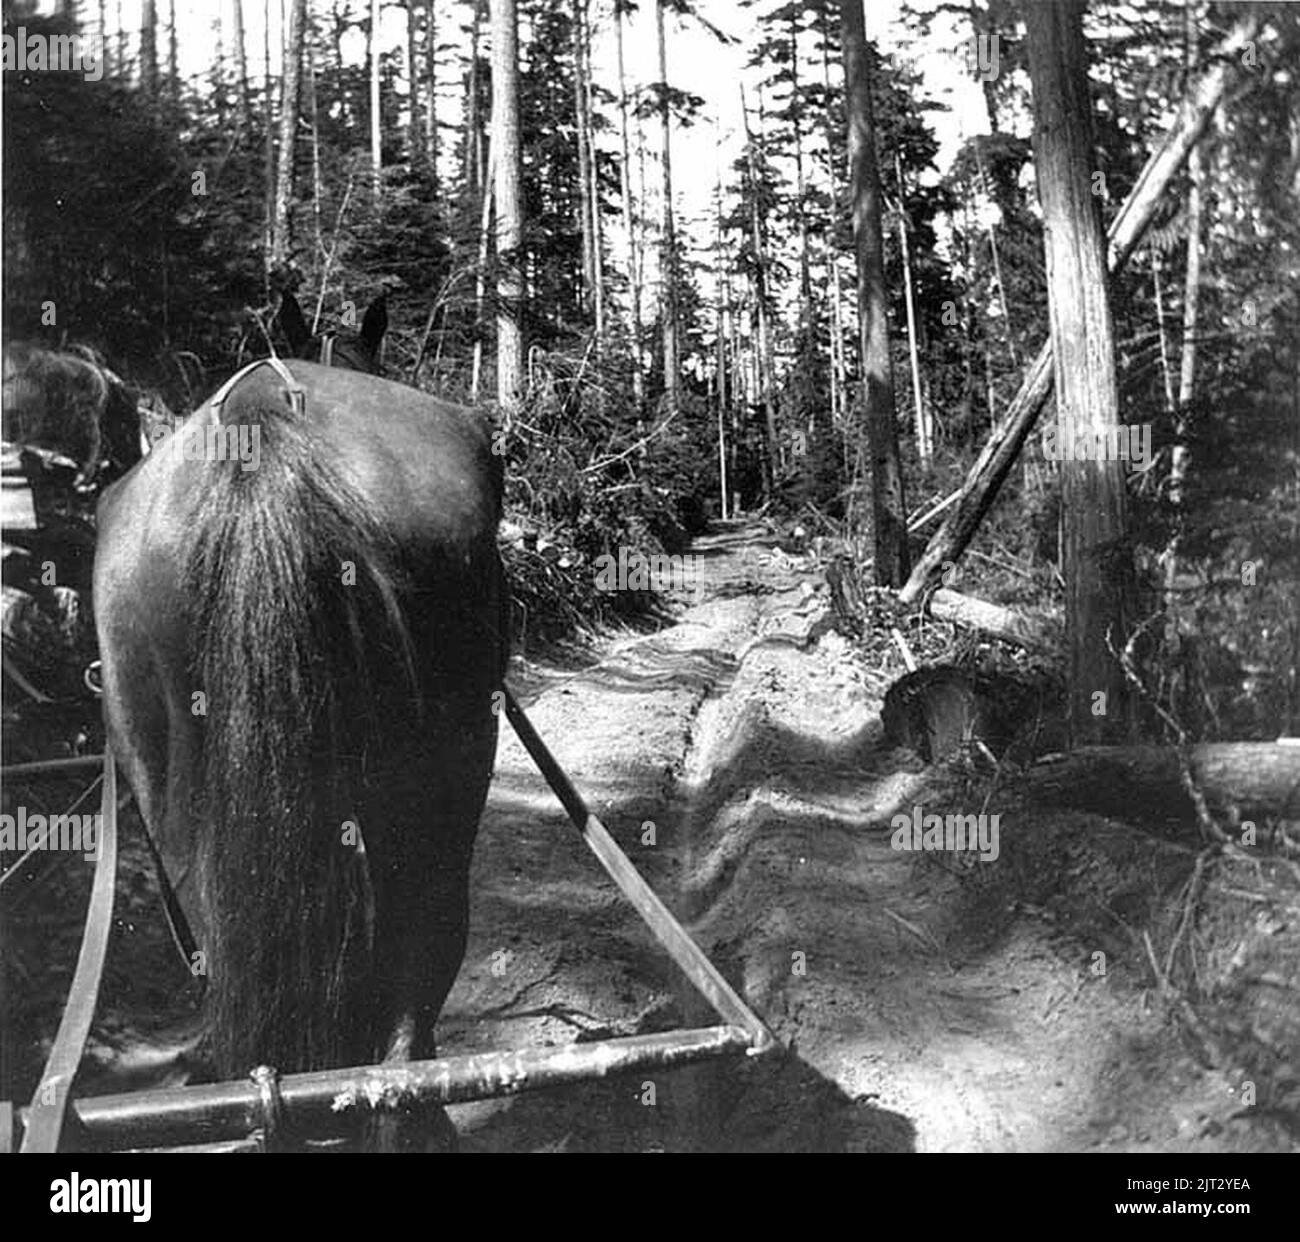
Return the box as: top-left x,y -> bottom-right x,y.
19,755 -> 118,1154
13,1026 -> 754,1151
502,687 -> 777,1054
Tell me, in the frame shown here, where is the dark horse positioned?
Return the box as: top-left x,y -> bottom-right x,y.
85,305 -> 505,1147
277,289 -> 388,374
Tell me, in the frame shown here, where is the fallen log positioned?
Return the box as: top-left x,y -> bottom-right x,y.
928,588 -> 1054,651
1027,742 -> 1300,823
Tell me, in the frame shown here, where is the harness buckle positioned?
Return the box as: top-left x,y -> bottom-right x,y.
207,356 -> 308,425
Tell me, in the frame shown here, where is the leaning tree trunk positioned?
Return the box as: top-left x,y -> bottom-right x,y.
897,14 -> 1259,608
269,0 -> 307,284
1025,0 -> 1135,746
491,0 -> 524,418
841,0 -> 910,586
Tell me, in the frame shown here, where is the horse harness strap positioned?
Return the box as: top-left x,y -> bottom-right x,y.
207,355 -> 307,421
20,752 -> 119,1152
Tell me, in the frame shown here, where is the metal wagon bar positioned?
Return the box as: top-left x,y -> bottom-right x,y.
14,1026 -> 752,1152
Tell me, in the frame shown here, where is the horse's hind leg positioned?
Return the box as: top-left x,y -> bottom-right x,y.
361,705 -> 497,1151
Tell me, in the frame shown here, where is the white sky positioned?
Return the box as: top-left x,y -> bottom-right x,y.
41,1 -> 982,190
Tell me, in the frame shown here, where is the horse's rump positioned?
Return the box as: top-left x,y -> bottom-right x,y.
94,362 -> 505,1084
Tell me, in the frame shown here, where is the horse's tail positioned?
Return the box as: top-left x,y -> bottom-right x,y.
183,392 -> 419,1077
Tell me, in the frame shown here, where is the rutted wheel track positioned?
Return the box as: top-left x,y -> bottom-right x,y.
440,524 -> 902,1151
441,523 -> 1292,1153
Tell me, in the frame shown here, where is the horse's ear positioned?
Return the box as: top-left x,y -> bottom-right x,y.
360,297 -> 388,357
279,292 -> 311,354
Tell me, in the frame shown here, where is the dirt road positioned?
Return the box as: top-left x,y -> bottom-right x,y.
441,523 -> 1288,1153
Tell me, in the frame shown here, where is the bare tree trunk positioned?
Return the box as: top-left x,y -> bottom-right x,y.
466,0 -> 485,194
167,0 -> 178,101
898,13 -> 1259,608
425,0 -> 439,177
973,136 -> 1018,369
820,24 -> 844,435
714,144 -> 731,518
1025,0 -> 1135,745
471,150 -> 495,404
655,0 -> 680,414
262,0 -> 275,296
615,2 -> 643,411
212,2 -> 225,119
140,0 -> 157,94
828,241 -> 844,432
573,0 -> 595,320
329,4 -> 347,130
99,0 -> 109,75
308,32 -> 324,289
1167,7 -> 1203,589
1170,162 -> 1202,442
895,153 -> 930,462
969,0 -> 1000,134
369,0 -> 382,206
580,1 -> 604,349
232,0 -> 250,128
742,88 -> 779,501
406,0 -> 422,165
491,0 -> 524,416
1152,252 -> 1176,416
841,0 -> 910,586
270,0 -> 306,282
790,10 -> 812,333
